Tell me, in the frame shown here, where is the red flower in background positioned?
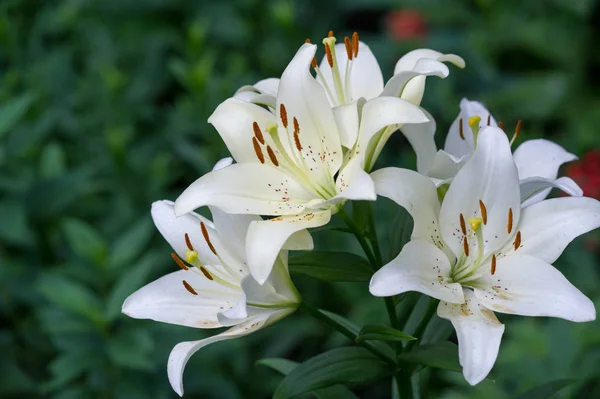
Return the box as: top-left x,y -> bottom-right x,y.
386,10 -> 427,41
566,150 -> 600,200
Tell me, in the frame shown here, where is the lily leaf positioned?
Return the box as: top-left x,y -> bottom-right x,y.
397,342 -> 461,372
289,251 -> 372,282
515,379 -> 575,399
356,324 -> 416,343
0,93 -> 35,138
273,347 -> 390,399
256,358 -> 299,376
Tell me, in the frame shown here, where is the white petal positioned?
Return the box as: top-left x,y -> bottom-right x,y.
167,310 -> 287,396
332,156 -> 377,203
440,127 -> 521,258
393,49 -> 465,105
332,99 -> 364,149
233,78 -> 279,108
444,99 -> 497,159
400,107 -> 438,174
520,176 -> 583,207
427,150 -> 467,182
278,43 -> 343,183
208,98 -> 278,163
151,200 -> 219,266
357,96 -> 429,160
282,229 -> 314,251
264,253 -> 301,304
473,254 -> 595,322
371,167 -> 444,247
246,210 -> 332,284
381,58 -> 449,99
209,206 -> 259,265
370,240 -> 464,303
174,163 -> 316,216
513,139 -> 577,180
503,196 -> 600,264
122,270 -> 239,329
212,157 -> 233,171
437,289 -> 504,386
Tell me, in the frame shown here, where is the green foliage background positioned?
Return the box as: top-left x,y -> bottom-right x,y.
1,0 -> 600,397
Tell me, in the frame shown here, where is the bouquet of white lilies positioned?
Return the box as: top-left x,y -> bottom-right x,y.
122,31 -> 599,397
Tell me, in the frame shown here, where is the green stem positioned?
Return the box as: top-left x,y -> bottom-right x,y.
366,202 -> 383,268
337,207 -> 377,267
298,301 -> 395,366
405,298 -> 438,352
396,371 -> 414,399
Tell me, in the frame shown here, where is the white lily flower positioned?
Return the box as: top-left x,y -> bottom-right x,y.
234,32 -> 464,173
427,98 -> 583,206
175,41 -> 430,284
369,126 -> 598,385
122,200 -> 300,396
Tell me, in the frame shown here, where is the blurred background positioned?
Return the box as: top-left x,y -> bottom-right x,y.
1,0 -> 600,398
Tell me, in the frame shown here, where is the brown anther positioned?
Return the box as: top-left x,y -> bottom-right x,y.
171,253 -> 189,271
487,114 -> 491,126
324,43 -> 334,68
352,32 -> 359,57
311,56 -> 317,68
513,231 -> 521,250
459,118 -> 465,140
479,200 -> 488,225
459,213 -> 467,235
514,120 -> 522,141
200,221 -> 217,255
266,145 -> 279,166
328,30 -> 334,37
507,208 -> 513,234
491,254 -> 497,275
498,121 -> 504,131
344,36 -> 353,60
279,104 -> 288,128
184,233 -> 194,251
293,117 -> 302,151
305,38 -> 311,44
252,137 -> 265,164
463,237 -> 469,256
199,266 -> 214,281
252,121 -> 264,145
182,280 -> 198,295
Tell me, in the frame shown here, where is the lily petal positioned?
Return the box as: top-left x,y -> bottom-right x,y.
246,210 -> 332,284
234,78 -> 280,108
168,310 -> 287,396
502,196 -> 600,264
440,127 -> 521,258
278,43 -> 343,184
426,150 -> 467,183
332,99 -> 365,149
332,156 -> 377,203
400,107 -> 438,174
520,176 -> 583,207
121,270 -> 239,329
174,163 -> 316,216
438,289 -> 504,386
370,240 -> 464,303
473,254 -> 595,322
318,41 -> 384,103
444,99 -> 497,159
209,206 -> 259,266
208,98 -> 278,164
380,58 -> 450,99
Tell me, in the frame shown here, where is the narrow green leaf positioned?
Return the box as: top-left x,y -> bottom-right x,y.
515,379 -> 575,399
108,217 -> 153,270
257,358 -> 299,376
357,324 -> 416,343
352,201 -> 370,233
397,342 -> 461,372
0,93 -> 35,138
61,218 -> 108,265
273,347 -> 390,399
289,251 -> 372,282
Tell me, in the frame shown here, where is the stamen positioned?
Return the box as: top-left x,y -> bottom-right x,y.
498,121 -> 504,131
328,30 -> 334,37
293,117 -> 302,151
513,231 -> 521,250
185,249 -> 198,264
459,118 -> 465,140
184,233 -> 194,251
280,104 -> 288,128
266,145 -> 279,166
459,213 -> 467,235
324,43 -> 334,68
507,208 -> 513,234
252,121 -> 264,145
491,254 -> 497,275
171,252 -> 189,270
487,114 -> 491,126
305,38 -> 311,43
511,120 -> 522,145
479,200 -> 488,225
468,217 -> 482,231
182,280 -> 198,295
463,237 -> 469,256
199,266 -> 214,280
200,221 -> 217,255
344,36 -> 353,60
352,32 -> 359,57
252,137 -> 265,164
305,39 -> 317,68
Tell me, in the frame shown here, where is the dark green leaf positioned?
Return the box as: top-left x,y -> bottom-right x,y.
289,251 -> 372,282
61,218 -> 108,265
397,342 -> 461,372
0,93 -> 35,137
273,347 -> 390,399
352,201 -> 370,233
357,324 -> 416,343
515,379 -> 575,399
108,217 -> 154,270
257,358 -> 299,376
388,206 -> 413,261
